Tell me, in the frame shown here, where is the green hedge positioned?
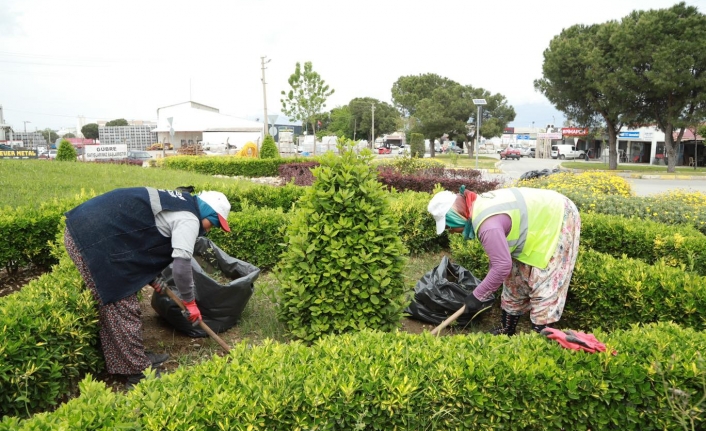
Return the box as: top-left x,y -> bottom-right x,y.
581,212 -> 706,275
207,205 -> 289,270
162,155 -> 301,177
0,195 -> 90,273
0,254 -> 102,418
2,324 -> 704,430
450,237 -> 706,332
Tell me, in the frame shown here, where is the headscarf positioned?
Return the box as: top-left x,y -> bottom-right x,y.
196,197 -> 221,229
444,185 -> 478,240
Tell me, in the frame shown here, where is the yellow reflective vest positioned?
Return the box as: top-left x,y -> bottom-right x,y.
471,187 -> 565,269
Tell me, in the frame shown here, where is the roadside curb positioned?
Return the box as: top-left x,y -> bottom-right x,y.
563,168 -> 706,181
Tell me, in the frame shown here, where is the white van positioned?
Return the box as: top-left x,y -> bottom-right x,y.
551,144 -> 585,160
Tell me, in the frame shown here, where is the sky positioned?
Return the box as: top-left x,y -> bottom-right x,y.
1,0 -> 705,133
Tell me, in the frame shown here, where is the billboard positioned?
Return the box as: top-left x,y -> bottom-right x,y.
84,144 -> 128,160
0,149 -> 38,159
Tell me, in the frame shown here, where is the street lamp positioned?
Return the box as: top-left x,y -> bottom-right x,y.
472,99 -> 487,169
23,120 -> 31,133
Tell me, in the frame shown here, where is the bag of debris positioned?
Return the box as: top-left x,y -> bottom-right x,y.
404,256 -> 491,326
151,237 -> 261,337
519,168 -> 560,180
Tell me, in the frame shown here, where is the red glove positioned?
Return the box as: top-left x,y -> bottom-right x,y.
149,277 -> 167,294
182,300 -> 202,324
540,328 -> 607,353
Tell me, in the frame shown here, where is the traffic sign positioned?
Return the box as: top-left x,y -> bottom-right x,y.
167,117 -> 175,138
269,126 -> 278,136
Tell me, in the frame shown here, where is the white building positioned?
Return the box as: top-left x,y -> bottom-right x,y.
153,101 -> 263,151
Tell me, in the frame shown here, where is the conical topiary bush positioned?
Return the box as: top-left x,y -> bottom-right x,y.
275,141 -> 408,341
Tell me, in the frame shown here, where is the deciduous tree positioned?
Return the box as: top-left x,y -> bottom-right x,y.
280,62 -> 334,155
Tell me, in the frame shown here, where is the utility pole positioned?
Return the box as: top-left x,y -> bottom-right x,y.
261,56 -> 271,153
371,104 -> 375,149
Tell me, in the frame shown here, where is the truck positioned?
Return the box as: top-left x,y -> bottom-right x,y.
551,144 -> 585,160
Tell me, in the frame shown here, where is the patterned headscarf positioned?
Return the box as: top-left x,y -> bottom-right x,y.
444,185 -> 478,240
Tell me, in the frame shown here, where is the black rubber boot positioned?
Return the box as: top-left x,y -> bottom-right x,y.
145,351 -> 169,367
491,310 -> 521,336
531,322 -> 549,333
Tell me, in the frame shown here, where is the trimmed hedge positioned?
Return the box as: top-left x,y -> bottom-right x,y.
581,212 -> 706,275
162,155 -> 317,178
0,194 -> 91,273
0,252 -> 102,418
450,237 -> 706,332
2,324 -> 704,430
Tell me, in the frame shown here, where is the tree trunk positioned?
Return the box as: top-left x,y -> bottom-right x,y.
468,138 -> 475,158
607,123 -> 618,170
430,137 -> 436,158
665,123 -> 678,173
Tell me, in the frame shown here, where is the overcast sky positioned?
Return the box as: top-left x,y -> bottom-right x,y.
1,0 -> 704,133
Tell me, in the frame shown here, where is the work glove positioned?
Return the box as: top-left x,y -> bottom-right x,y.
149,277 -> 168,294
540,328 -> 607,353
463,292 -> 494,320
182,300 -> 202,325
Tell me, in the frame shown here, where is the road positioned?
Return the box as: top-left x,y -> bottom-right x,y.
488,156 -> 706,197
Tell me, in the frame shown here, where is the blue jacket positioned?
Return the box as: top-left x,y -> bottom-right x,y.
65,187 -> 204,304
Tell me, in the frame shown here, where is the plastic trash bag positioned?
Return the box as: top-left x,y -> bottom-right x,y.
519,168 -> 560,181
404,256 -> 491,326
151,237 -> 261,337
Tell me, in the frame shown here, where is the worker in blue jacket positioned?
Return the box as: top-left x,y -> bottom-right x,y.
64,187 -> 231,387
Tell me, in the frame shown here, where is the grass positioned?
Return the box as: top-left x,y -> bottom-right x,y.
0,159 -> 255,209
562,160 -> 706,175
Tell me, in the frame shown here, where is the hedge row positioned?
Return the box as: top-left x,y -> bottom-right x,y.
2,323 -> 704,430
0,250 -> 102,418
581,212 -> 706,275
450,237 -> 706,332
161,155 -> 306,177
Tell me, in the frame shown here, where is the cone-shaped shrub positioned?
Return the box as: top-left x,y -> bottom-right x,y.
275,142 -> 408,341
260,135 -> 279,159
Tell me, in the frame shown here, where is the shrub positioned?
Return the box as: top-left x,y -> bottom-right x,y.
259,135 -> 279,159
376,168 -> 501,194
278,161 -> 320,186
4,324 -> 706,430
375,157 -> 445,175
517,171 -> 632,197
410,132 -> 424,158
0,249 -> 102,418
207,204 -> 288,269
56,140 -> 77,162
275,141 -> 408,341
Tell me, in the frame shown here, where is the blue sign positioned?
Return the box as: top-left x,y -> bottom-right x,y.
517,134 -> 530,140
619,131 -> 640,139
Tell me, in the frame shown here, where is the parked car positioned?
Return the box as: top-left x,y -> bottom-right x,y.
529,148 -> 536,158
519,147 -> 534,157
499,147 -> 521,160
127,150 -> 152,162
46,150 -> 58,160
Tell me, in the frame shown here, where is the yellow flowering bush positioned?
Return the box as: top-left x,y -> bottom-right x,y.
517,171 -> 633,197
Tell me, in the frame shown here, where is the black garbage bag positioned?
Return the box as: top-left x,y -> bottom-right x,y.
151,237 -> 261,337
404,256 -> 492,327
519,168 -> 560,181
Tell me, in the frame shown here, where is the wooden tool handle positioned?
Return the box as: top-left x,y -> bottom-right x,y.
430,305 -> 466,336
159,286 -> 231,353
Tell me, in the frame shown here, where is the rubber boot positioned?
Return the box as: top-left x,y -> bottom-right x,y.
491,310 -> 521,336
531,322 -> 549,333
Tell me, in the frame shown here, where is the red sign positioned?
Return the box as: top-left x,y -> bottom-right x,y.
562,127 -> 588,136
503,127 -> 515,134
